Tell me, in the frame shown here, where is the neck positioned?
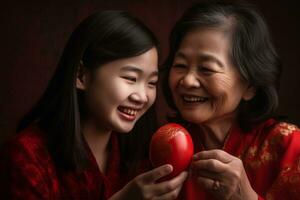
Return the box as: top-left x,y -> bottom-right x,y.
82,119 -> 112,173
196,114 -> 236,149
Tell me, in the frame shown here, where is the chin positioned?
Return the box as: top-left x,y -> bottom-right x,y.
113,123 -> 135,133
181,113 -> 205,124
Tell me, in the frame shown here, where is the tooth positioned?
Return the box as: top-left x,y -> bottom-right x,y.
183,95 -> 206,102
119,107 -> 139,116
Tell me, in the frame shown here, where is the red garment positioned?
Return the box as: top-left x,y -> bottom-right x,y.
182,119 -> 300,200
0,126 -> 126,200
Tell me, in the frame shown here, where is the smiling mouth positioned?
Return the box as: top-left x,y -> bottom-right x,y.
118,106 -> 139,117
182,95 -> 209,103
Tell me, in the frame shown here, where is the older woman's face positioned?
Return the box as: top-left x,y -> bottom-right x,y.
169,28 -> 254,125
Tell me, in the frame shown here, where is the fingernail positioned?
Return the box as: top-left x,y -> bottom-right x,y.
165,164 -> 173,172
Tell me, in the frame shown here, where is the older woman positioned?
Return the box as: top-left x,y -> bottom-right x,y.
162,1 -> 300,200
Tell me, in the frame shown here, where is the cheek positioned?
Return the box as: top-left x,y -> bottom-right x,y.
208,74 -> 236,96
87,80 -> 126,110
106,79 -> 132,102
213,76 -> 247,110
147,88 -> 157,106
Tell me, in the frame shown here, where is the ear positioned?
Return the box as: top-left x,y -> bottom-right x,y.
76,60 -> 89,90
242,85 -> 256,101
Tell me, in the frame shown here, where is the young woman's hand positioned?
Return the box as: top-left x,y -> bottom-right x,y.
191,150 -> 257,200
109,164 -> 188,200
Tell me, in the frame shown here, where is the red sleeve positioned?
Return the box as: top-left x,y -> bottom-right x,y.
257,122 -> 300,200
258,195 -> 265,200
0,134 -> 56,199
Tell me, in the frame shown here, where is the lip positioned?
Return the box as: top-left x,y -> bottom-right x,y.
117,105 -> 142,122
120,105 -> 144,110
179,92 -> 209,98
118,110 -> 137,121
178,93 -> 210,105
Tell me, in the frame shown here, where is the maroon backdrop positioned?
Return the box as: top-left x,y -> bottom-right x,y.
1,0 -> 299,144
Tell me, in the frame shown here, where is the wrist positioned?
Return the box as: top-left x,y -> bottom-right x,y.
240,170 -> 257,200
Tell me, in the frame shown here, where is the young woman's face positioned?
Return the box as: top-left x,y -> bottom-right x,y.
168,28 -> 254,126
82,47 -> 158,133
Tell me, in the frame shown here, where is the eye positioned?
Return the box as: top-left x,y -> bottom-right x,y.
172,63 -> 187,68
198,66 -> 215,75
148,81 -> 158,88
122,76 -> 136,82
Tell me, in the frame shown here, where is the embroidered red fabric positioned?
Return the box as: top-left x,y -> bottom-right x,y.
0,126 -> 126,200
181,119 -> 300,200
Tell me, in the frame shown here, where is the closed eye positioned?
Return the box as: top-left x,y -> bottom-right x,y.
172,63 -> 187,68
198,66 -> 215,74
148,81 -> 158,88
122,76 -> 136,82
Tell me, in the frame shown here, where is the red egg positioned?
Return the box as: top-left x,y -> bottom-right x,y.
149,123 -> 194,180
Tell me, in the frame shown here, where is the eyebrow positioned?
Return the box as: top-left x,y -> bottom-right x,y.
198,54 -> 224,68
175,51 -> 224,68
121,65 -> 158,77
174,52 -> 188,60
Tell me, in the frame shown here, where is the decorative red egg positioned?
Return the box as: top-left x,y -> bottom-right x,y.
149,123 -> 194,180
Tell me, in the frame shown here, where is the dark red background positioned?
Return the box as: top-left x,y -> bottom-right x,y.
1,0 -> 299,144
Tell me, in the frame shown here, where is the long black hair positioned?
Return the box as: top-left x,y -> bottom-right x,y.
162,1 -> 281,131
18,11 -> 159,171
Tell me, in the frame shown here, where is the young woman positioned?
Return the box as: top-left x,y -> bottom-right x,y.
162,1 -> 300,200
0,11 -> 187,199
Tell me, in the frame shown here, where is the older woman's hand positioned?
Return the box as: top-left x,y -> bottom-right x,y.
191,150 -> 257,200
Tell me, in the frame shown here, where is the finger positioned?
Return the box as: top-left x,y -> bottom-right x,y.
154,172 -> 188,200
191,158 -> 227,173
153,178 -> 185,200
141,164 -> 173,183
151,171 -> 188,196
191,169 -> 220,181
196,176 -> 218,191
193,150 -> 233,163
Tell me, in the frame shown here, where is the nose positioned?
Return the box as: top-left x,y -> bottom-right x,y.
129,88 -> 148,104
180,72 -> 201,88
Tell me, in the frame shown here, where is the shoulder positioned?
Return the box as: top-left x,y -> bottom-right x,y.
270,121 -> 300,137
269,121 -> 300,148
251,119 -> 299,138
241,119 -> 300,170
6,125 -> 46,149
0,126 -> 59,198
1,125 -> 50,165
256,119 -> 300,151
261,119 -> 300,141
0,125 -> 55,180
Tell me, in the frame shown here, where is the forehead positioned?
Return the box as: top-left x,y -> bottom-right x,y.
178,28 -> 231,57
97,48 -> 158,75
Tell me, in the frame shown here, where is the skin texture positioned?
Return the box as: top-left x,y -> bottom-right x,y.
169,28 -> 254,141
168,28 -> 257,200
77,47 -> 159,134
